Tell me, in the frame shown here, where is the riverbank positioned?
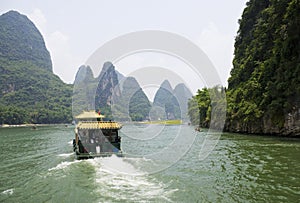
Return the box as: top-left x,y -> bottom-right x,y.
0,123 -> 72,128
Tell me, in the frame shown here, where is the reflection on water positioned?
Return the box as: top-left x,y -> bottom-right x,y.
0,125 -> 299,202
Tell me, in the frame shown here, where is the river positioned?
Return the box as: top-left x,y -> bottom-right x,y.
0,124 -> 299,202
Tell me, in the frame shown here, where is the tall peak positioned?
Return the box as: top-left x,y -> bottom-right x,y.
161,80 -> 173,92
0,10 -> 52,71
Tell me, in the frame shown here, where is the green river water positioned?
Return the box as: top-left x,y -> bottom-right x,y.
0,124 -> 299,202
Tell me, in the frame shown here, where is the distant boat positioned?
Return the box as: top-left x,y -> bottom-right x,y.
73,111 -> 122,159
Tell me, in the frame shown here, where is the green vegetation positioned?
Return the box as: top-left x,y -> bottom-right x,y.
0,11 -> 72,124
188,86 -> 226,128
0,59 -> 73,124
153,80 -> 181,120
72,65 -> 97,117
112,77 -> 151,121
188,0 -> 300,135
129,88 -> 151,121
0,11 -> 52,71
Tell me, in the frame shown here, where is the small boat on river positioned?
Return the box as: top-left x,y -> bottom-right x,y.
73,111 -> 122,159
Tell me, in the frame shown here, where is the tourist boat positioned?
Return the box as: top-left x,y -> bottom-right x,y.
73,111 -> 122,159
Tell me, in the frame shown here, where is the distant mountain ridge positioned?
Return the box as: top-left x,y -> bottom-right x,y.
152,80 -> 192,121
73,62 -> 151,121
74,64 -> 192,122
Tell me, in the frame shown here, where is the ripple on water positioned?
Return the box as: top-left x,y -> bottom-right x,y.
1,188 -> 14,195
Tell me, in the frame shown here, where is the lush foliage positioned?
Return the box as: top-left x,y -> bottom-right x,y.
113,77 -> 151,121
0,11 -> 52,71
0,11 -> 72,124
188,0 -> 300,135
0,59 -> 73,124
227,0 -> 300,132
188,86 -> 226,128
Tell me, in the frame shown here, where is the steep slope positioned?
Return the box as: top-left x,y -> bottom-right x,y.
226,0 -> 300,135
0,10 -> 52,71
0,10 -> 72,124
94,62 -> 121,120
73,62 -> 152,121
119,77 -> 151,121
72,65 -> 97,116
174,83 -> 193,122
153,80 -> 180,120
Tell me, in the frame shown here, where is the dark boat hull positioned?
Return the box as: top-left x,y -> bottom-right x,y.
73,127 -> 122,159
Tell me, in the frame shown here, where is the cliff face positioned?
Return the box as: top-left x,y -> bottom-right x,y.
95,62 -> 121,115
226,0 -> 300,136
74,62 -> 151,121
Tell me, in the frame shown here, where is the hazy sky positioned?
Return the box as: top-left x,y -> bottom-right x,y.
1,0 -> 247,96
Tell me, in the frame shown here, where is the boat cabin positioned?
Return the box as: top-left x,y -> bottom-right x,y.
73,111 -> 122,159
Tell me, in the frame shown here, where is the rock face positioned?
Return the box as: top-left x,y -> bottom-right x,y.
74,62 -> 151,121
153,80 -> 180,120
74,63 -> 192,122
0,10 -> 52,71
95,62 -> 121,116
225,0 -> 300,136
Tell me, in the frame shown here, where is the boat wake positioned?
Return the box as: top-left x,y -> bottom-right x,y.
57,152 -> 74,158
88,155 -> 177,202
46,155 -> 177,202
48,160 -> 81,171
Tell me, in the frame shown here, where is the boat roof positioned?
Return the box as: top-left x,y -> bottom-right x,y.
75,111 -> 105,119
77,121 -> 122,130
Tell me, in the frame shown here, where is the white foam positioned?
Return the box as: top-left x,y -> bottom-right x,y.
88,155 -> 145,176
2,188 -> 13,195
57,152 -> 74,158
67,140 -> 73,146
87,156 -> 176,202
48,160 -> 81,171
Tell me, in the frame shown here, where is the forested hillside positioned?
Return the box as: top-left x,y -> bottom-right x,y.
116,77 -> 151,121
0,11 -> 72,124
152,80 -> 181,120
188,0 -> 300,136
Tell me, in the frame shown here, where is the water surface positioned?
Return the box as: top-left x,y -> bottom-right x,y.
0,125 -> 299,202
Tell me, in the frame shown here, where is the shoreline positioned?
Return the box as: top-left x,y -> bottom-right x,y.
0,123 -> 72,128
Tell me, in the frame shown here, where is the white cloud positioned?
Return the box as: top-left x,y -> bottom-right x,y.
197,22 -> 234,87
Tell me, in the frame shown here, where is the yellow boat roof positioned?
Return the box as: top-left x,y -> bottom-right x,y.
75,111 -> 105,119
77,121 -> 122,130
